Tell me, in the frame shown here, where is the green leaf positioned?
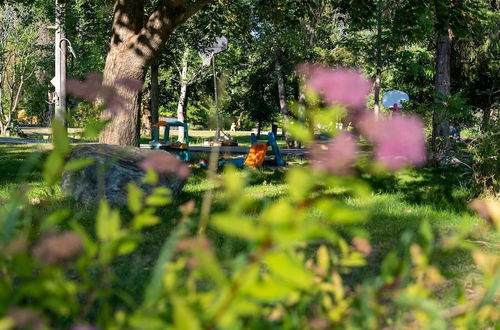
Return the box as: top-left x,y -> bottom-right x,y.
145,187 -> 171,207
264,251 -> 315,290
117,237 -> 140,255
190,243 -> 227,287
96,200 -> 122,242
51,119 -> 70,155
419,220 -> 433,249
212,214 -> 265,241
172,297 -> 201,330
340,252 -> 366,267
286,167 -> 315,202
142,169 -> 159,185
145,195 -> 171,207
144,222 -> 189,305
260,200 -> 294,225
127,183 -> 144,214
285,121 -> 313,144
243,277 -> 295,302
0,198 -> 22,243
315,199 -> 367,225
224,166 -> 245,196
132,211 -> 160,230
381,251 -> 401,283
43,152 -> 65,186
64,157 -> 94,172
83,119 -> 111,139
41,209 -> 72,231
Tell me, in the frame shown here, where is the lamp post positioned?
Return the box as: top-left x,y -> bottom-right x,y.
201,36 -> 228,140
54,0 -> 66,126
52,0 -> 75,129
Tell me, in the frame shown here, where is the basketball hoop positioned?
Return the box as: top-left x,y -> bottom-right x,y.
200,52 -> 213,67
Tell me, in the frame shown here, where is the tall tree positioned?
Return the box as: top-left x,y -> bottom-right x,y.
99,0 -> 212,146
0,3 -> 41,135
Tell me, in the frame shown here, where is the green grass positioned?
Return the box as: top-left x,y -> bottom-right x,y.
0,144 -> 496,302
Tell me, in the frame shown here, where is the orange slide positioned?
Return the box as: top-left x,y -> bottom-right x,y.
244,143 -> 268,168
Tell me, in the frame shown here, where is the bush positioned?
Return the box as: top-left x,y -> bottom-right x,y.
468,122 -> 500,195
0,68 -> 498,329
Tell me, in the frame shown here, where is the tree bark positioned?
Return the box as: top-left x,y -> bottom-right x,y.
481,87 -> 493,132
150,59 -> 159,139
99,0 -> 211,146
177,48 -> 189,142
431,28 -> 452,165
276,59 -> 288,120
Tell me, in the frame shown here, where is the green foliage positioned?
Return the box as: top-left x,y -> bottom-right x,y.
1,88 -> 499,329
468,122 -> 500,195
69,102 -> 102,128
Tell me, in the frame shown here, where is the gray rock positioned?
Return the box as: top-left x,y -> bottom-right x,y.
61,144 -> 186,206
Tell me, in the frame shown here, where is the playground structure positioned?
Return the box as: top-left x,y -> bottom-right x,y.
150,121 -> 191,162
227,132 -> 285,168
149,122 -> 285,168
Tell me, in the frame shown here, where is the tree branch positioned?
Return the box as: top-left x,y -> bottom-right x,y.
139,0 -> 214,64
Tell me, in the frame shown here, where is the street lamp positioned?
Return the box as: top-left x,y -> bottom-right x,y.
50,0 -> 76,129
201,36 -> 228,140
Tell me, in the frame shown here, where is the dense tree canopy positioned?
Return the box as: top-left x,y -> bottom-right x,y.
0,0 -> 497,150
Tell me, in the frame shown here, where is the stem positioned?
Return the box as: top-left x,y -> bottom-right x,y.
198,146 -> 220,234
204,239 -> 272,330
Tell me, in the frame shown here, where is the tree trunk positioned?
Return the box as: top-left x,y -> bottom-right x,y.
431,29 -> 452,165
99,45 -> 146,146
275,57 -> 296,147
150,60 -> 159,139
177,48 -> 189,142
481,87 -> 493,132
98,0 -> 211,146
482,107 -> 491,132
257,121 -> 262,139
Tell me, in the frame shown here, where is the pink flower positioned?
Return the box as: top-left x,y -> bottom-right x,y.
140,150 -> 191,179
67,73 -> 143,115
470,198 -> 500,229
298,64 -> 372,110
358,113 -> 426,171
311,132 -> 358,175
66,72 -> 103,101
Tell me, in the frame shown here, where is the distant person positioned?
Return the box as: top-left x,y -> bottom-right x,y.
389,103 -> 402,117
230,122 -> 236,132
389,103 -> 402,112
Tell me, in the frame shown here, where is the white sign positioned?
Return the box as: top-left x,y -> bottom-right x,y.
50,76 -> 58,88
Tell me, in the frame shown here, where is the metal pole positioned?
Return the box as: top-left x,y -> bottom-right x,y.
60,13 -> 67,127
54,0 -> 67,127
213,53 -> 220,140
54,0 -> 62,123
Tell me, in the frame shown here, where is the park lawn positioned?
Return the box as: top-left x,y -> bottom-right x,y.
0,144 -> 497,304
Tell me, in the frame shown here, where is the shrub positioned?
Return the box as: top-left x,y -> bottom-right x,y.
0,67 -> 498,329
468,122 -> 500,195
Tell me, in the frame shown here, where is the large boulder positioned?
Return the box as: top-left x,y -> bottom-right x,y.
61,144 -> 187,206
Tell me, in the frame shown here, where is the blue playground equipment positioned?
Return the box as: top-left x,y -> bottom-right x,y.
227,131 -> 285,168
150,121 -> 191,162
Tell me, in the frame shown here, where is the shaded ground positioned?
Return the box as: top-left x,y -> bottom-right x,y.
0,144 -> 496,305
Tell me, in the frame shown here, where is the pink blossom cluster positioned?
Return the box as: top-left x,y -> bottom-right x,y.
67,73 -> 142,115
302,65 -> 427,174
140,150 -> 191,179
